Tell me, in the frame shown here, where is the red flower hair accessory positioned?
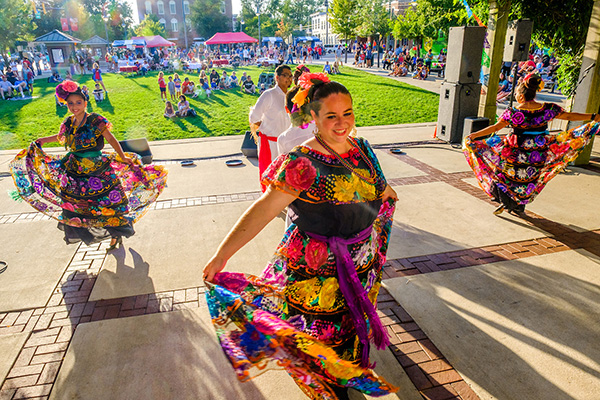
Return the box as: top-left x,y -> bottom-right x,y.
298,72 -> 330,90
55,80 -> 82,101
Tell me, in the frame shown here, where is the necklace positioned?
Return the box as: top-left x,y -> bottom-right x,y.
70,113 -> 87,132
315,133 -> 377,184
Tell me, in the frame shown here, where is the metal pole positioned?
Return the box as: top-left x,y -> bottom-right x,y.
182,0 -> 188,49
257,3 -> 261,45
325,0 -> 329,47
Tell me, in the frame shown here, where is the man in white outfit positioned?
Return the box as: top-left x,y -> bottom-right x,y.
249,64 -> 293,191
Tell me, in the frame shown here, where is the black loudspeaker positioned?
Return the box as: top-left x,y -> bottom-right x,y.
119,138 -> 152,164
444,26 -> 486,83
463,117 -> 490,135
241,130 -> 258,158
503,20 -> 533,62
437,82 -> 481,143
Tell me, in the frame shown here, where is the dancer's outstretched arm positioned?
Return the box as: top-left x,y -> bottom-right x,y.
467,119 -> 509,141
556,112 -> 600,122
203,187 -> 296,281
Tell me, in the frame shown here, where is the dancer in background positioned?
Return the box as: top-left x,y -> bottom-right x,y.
9,81 -> 168,249
465,74 -> 600,215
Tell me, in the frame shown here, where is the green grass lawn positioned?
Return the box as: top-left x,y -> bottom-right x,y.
0,66 -> 438,150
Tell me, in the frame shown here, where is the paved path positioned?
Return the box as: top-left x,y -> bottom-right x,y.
2,122 -> 600,399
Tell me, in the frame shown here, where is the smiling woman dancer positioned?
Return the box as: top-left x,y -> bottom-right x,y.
9,80 -> 168,250
465,73 -> 600,216
203,74 -> 398,400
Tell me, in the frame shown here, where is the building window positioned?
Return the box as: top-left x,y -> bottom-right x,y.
220,1 -> 226,14
171,18 -> 178,32
183,1 -> 190,14
145,1 -> 152,14
157,1 -> 164,14
159,18 -> 166,31
169,0 -> 176,14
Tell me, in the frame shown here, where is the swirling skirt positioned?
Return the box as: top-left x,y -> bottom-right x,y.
9,143 -> 168,244
206,201 -> 398,400
463,121 -> 599,208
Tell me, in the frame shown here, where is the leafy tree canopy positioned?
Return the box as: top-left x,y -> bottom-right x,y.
190,0 -> 231,37
134,14 -> 167,37
0,0 -> 35,51
330,0 -> 359,39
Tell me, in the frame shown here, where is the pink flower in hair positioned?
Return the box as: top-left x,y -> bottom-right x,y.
298,72 -> 330,89
62,80 -> 78,93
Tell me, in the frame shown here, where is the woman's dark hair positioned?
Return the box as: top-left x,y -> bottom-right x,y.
66,90 -> 87,102
517,74 -> 542,101
287,81 -> 351,127
179,95 -> 187,102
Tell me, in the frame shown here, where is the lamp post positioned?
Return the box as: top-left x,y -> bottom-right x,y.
324,0 -> 329,47
182,0 -> 188,49
256,2 -> 261,48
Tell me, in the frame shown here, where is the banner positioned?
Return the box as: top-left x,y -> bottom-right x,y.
70,18 -> 79,31
61,18 -> 69,31
461,0 -> 486,27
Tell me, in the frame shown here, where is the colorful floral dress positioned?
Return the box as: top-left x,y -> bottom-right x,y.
207,137 -> 397,399
464,103 -> 600,209
9,113 -> 168,244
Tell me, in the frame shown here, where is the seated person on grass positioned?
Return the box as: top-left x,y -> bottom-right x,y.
182,77 -> 194,95
5,68 -> 27,97
240,72 -> 248,85
93,83 -> 104,102
81,85 -> 90,101
220,71 -> 229,89
0,75 -> 15,100
243,76 -> 256,94
200,78 -> 211,97
176,95 -> 190,117
228,71 -> 238,88
48,72 -> 63,83
164,101 -> 176,118
323,61 -> 332,74
331,61 -> 340,75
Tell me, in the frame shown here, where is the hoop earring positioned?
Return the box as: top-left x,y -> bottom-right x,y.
350,126 -> 357,137
312,125 -> 319,136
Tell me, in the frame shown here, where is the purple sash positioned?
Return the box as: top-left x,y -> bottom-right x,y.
306,226 -> 390,367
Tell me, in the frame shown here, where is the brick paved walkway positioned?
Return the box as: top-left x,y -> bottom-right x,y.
1,140 -> 599,400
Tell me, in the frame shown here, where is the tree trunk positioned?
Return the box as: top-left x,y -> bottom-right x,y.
571,0 -> 600,165
478,0 -> 511,121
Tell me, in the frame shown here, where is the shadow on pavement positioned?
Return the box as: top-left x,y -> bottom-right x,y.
55,248 -> 269,400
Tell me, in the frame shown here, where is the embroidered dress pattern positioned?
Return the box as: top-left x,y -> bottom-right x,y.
206,137 -> 398,399
464,103 -> 600,205
9,113 -> 168,235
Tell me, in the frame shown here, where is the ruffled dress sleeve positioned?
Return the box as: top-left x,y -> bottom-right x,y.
261,151 -> 317,198
90,113 -> 113,133
57,117 -> 70,146
544,102 -> 565,120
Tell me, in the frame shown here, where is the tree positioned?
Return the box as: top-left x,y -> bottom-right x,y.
190,0 -> 231,38
330,0 -> 359,44
0,0 -> 34,53
134,14 -> 167,37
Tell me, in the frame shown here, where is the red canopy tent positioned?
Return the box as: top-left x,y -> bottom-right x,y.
132,35 -> 175,48
205,32 -> 258,45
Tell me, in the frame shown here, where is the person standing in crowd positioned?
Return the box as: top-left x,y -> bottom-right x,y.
92,63 -> 107,94
203,77 -> 398,400
9,81 -> 168,249
249,64 -> 293,191
465,74 -> 600,215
